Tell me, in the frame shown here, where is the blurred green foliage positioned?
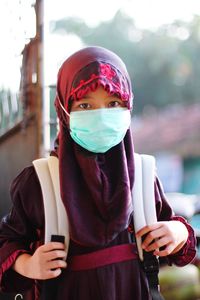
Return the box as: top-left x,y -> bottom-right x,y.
51,11 -> 200,114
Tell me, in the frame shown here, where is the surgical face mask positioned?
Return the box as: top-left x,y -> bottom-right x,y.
69,108 -> 131,153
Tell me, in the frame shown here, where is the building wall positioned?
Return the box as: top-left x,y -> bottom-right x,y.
0,118 -> 39,219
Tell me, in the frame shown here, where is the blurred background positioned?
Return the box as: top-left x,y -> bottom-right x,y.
0,0 -> 200,299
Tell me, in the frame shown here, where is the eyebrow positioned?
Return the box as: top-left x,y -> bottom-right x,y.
106,93 -> 121,98
106,95 -> 123,100
78,96 -> 94,101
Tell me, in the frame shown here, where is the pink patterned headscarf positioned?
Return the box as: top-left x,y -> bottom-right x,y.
55,47 -> 133,125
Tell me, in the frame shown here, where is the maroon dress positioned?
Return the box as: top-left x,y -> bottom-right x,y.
0,165 -> 196,300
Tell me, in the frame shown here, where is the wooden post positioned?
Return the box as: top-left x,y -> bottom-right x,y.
35,0 -> 44,157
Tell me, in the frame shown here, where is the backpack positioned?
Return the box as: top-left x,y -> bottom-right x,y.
33,154 -> 164,300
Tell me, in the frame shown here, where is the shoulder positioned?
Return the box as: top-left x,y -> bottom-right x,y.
10,165 -> 44,227
10,165 -> 40,199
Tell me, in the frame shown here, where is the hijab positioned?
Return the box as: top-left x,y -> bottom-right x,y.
54,46 -> 135,246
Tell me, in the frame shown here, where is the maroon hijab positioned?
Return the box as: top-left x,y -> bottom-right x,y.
54,46 -> 135,246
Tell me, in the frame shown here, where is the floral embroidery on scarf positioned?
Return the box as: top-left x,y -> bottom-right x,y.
99,63 -> 116,80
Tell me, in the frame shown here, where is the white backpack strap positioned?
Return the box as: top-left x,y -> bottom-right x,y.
132,153 -> 146,260
132,153 -> 157,261
141,154 -> 157,225
33,157 -> 70,255
32,158 -> 58,244
47,156 -> 70,253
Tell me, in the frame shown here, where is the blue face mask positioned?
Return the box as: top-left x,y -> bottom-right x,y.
69,108 -> 131,153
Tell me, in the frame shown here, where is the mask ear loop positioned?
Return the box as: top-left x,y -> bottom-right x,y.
57,95 -> 70,118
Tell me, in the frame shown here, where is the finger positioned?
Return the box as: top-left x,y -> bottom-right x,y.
45,250 -> 67,261
154,243 -> 174,257
40,242 -> 65,252
144,236 -> 170,252
46,268 -> 62,279
142,227 -> 168,249
48,259 -> 67,270
136,223 -> 163,238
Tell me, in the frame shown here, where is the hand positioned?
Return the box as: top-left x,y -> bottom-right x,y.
136,221 -> 188,257
13,242 -> 67,280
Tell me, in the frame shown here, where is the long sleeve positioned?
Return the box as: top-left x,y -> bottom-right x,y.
0,166 -> 44,293
155,177 -> 196,266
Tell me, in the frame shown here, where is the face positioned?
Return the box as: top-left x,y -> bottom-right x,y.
70,86 -> 127,112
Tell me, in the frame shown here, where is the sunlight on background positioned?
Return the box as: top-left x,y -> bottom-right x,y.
0,0 -> 36,91
46,0 -> 200,29
0,0 -> 200,89
44,0 -> 200,84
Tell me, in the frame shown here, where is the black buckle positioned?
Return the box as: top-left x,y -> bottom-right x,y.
142,252 -> 160,287
142,257 -> 159,274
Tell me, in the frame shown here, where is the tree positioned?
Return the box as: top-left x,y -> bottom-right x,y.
51,12 -> 200,114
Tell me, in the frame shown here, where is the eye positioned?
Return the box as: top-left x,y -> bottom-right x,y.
108,100 -> 124,108
79,103 -> 91,110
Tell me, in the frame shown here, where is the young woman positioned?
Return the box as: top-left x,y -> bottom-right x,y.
0,46 -> 196,300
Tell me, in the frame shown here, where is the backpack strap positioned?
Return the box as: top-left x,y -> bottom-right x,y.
132,153 -> 157,260
32,156 -> 69,254
132,153 -> 164,300
47,156 -> 69,253
33,158 -> 59,243
33,157 -> 70,300
132,153 -> 146,261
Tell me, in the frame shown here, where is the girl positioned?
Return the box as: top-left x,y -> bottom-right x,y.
0,46 -> 196,300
